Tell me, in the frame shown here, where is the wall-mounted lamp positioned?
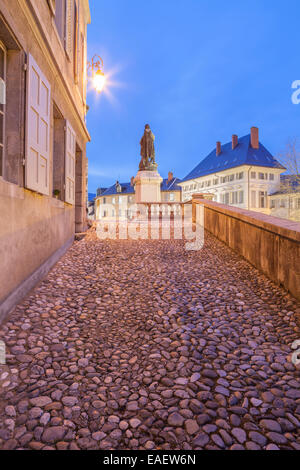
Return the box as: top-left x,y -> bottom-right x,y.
87,55 -> 106,93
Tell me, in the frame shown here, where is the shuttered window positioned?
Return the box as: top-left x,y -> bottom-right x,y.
54,0 -> 66,43
65,0 -> 74,60
74,1 -> 79,82
65,120 -> 76,205
25,54 -> 51,195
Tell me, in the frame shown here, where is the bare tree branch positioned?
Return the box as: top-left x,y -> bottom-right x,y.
277,139 -> 300,193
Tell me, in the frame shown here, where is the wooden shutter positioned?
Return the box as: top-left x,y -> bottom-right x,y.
65,0 -> 74,60
74,1 -> 79,83
25,54 -> 51,196
65,120 -> 76,205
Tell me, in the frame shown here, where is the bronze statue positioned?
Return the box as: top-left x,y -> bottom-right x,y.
139,124 -> 157,171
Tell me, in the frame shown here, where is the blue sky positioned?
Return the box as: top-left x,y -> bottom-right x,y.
86,0 -> 300,193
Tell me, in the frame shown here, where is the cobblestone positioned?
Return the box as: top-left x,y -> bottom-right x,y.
0,231 -> 299,450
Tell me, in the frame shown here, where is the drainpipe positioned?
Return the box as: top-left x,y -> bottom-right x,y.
248,167 -> 252,210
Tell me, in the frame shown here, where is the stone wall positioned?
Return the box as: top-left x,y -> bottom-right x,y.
0,179 -> 74,320
193,196 -> 300,301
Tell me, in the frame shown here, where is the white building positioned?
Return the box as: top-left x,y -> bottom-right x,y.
269,176 -> 300,221
179,127 -> 286,214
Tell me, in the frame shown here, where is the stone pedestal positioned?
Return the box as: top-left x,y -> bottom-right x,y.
134,170 -> 163,203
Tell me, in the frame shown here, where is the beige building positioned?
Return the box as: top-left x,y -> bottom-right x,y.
269,176 -> 300,221
0,0 -> 91,321
95,173 -> 182,220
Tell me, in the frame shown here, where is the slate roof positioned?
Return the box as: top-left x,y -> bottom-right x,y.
96,187 -> 108,197
101,182 -> 135,196
161,177 -> 182,191
88,192 -> 96,201
101,178 -> 182,196
181,134 -> 286,183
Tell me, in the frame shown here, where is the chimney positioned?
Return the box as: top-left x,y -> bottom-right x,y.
168,171 -> 173,182
232,134 -> 238,150
216,141 -> 221,156
251,127 -> 259,149
130,176 -> 135,186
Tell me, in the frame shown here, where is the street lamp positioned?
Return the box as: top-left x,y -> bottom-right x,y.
87,55 -> 106,93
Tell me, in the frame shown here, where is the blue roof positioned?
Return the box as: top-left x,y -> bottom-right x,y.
88,192 -> 96,201
161,177 -> 181,191
102,182 -> 135,196
101,177 -> 182,196
181,134 -> 286,183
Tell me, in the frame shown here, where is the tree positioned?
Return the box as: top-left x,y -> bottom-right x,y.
277,139 -> 300,193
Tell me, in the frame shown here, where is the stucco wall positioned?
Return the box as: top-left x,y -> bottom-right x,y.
0,178 -> 74,304
193,196 -> 300,301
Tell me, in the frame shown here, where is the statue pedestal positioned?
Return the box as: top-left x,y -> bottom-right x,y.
134,170 -> 163,203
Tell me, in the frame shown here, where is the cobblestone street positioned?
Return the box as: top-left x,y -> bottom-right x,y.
0,230 -> 299,450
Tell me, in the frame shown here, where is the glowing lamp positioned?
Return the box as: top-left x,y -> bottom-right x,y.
93,70 -> 106,93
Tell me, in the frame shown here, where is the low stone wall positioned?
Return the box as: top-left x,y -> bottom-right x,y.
193,196 -> 300,301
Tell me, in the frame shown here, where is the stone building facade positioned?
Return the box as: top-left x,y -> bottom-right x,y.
0,0 -> 91,321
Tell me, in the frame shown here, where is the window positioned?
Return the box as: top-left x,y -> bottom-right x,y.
52,104 -> 65,200
65,120 -> 76,204
103,197 -> 106,204
213,178 -> 219,185
119,196 -> 123,204
251,191 -> 256,208
280,199 -> 286,208
26,54 -> 51,196
112,197 -> 116,204
169,193 -> 175,202
297,198 -> 300,210
251,172 -> 256,179
270,199 -> 276,209
73,1 -> 79,82
54,0 -> 75,63
103,210 -> 107,217
224,193 -> 230,204
259,173 -> 268,180
236,172 -> 244,180
259,191 -> 267,208
54,0 -> 66,43
128,195 -> 133,203
0,42 -> 6,177
269,173 -> 275,181
229,174 -> 234,182
231,192 -> 238,204
239,191 -> 244,204
80,33 -> 86,97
